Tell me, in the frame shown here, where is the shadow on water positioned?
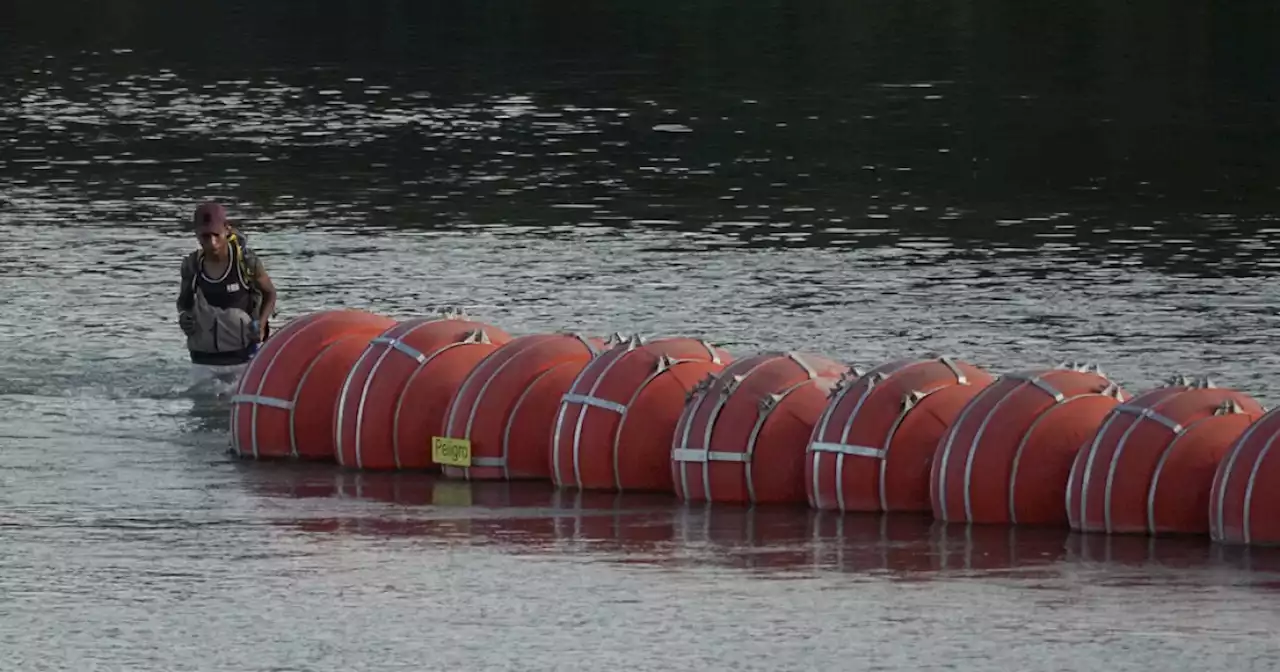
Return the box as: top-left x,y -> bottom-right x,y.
235,464 -> 1280,585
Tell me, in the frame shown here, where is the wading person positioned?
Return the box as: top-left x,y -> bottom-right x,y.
176,201 -> 278,371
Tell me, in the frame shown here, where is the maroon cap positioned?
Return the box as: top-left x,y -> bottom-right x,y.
192,201 -> 227,227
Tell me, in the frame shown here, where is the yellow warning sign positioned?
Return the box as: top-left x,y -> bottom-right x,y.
431,436 -> 472,468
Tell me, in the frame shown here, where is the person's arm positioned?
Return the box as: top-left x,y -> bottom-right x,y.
177,255 -> 194,313
251,256 -> 277,340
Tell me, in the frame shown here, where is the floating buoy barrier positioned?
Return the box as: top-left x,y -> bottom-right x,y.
437,332 -> 605,481
231,309 -> 396,460
224,305 -> 1280,548
930,363 -> 1128,525
1068,376 -> 1263,536
551,335 -> 731,492
1210,405 -> 1280,546
806,356 -> 995,513
335,311 -> 512,470
672,351 -> 844,505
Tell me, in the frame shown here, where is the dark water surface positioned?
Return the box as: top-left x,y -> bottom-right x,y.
3,1 -> 1280,670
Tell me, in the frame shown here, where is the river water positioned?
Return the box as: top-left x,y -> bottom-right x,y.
3,1 -> 1280,670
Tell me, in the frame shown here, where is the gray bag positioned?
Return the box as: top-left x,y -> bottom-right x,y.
186,289 -> 257,353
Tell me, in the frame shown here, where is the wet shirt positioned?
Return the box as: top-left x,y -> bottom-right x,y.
196,253 -> 255,315
180,246 -> 262,366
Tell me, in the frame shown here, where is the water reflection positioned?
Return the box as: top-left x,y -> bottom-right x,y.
244,467 -> 1280,584
5,2 -> 1280,277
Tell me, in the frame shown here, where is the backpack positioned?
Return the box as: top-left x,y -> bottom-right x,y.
183,227 -> 264,319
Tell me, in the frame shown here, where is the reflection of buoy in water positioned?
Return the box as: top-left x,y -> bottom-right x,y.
672,351 -> 844,505
673,504 -> 821,572
806,356 -> 994,513
806,512 -> 1069,575
930,363 -> 1128,525
333,469 -> 438,506
231,309 -> 396,460
808,511 -> 941,575
429,478 -> 559,509
551,335 -> 731,492
929,523 -> 1071,572
335,311 -> 511,470
234,463 -> 341,500
1210,406 -> 1280,546
1066,531 -> 1224,567
549,489 -> 681,554
1067,376 -> 1263,535
427,479 -> 565,547
439,333 -> 604,481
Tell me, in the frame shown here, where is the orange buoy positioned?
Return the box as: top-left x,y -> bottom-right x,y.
335,312 -> 512,470
438,332 -> 605,480
672,351 -> 844,505
805,356 -> 995,513
552,335 -> 731,492
290,334 -> 387,460
1068,376 -> 1263,535
1211,407 -> 1280,546
930,362 -> 1128,525
390,335 -> 508,474
230,309 -> 396,460
1150,404 -> 1261,536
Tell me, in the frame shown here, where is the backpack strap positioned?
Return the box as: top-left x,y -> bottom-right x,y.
235,239 -> 258,288
182,230 -> 267,319
228,233 -> 265,319
182,250 -> 201,292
